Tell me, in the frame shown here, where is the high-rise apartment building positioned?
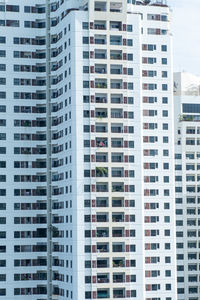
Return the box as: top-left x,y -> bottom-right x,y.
174,72 -> 200,300
0,0 -> 177,299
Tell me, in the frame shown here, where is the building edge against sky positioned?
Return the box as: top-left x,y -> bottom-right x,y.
0,0 -> 177,299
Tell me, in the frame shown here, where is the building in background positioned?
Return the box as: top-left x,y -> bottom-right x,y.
0,0 -> 177,299
174,72 -> 200,300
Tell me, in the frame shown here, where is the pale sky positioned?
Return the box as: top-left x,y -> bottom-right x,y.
167,0 -> 200,76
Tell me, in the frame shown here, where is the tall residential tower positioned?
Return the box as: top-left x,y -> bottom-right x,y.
0,0 -> 177,299
174,72 -> 200,300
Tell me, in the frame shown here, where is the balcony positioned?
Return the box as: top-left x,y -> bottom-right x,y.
112,183 -> 124,193
111,153 -> 123,163
95,94 -> 107,103
113,273 -> 125,283
96,167 -> 108,177
96,138 -> 108,147
97,289 -> 110,299
94,21 -> 106,30
112,213 -> 124,222
95,35 -> 106,45
113,258 -> 125,268
111,80 -> 122,89
95,109 -> 107,118
95,50 -> 107,59
96,197 -> 109,207
111,65 -> 122,74
110,35 -> 122,45
111,94 -> 123,104
96,153 -> 108,162
95,2 -> 107,12
97,243 -> 109,253
111,109 -> 123,118
96,213 -> 109,222
111,138 -> 123,148
97,228 -> 109,238
110,21 -> 122,31
97,274 -> 109,283
96,123 -> 108,133
110,50 -> 122,60
111,125 -> 123,133
110,2 -> 122,12
112,228 -> 124,237
112,198 -> 124,207
112,168 -> 124,177
97,259 -> 109,268
95,64 -> 107,74
95,79 -> 107,89
112,243 -> 125,253
113,289 -> 125,298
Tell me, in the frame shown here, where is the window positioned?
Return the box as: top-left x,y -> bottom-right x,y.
83,51 -> 89,59
162,58 -> 167,65
0,51 -> 5,58
83,81 -> 89,88
82,22 -> 89,30
127,24 -> 133,32
0,37 -> 5,44
163,136 -> 169,143
162,110 -> 168,117
162,84 -> 168,91
163,123 -> 168,130
83,66 -> 89,73
161,45 -> 167,52
83,37 -> 89,44
83,95 -> 89,103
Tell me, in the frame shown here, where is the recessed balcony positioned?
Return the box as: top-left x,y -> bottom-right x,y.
110,21 -> 122,31
95,1 -> 107,12
112,168 -> 124,177
112,228 -> 124,237
113,288 -> 125,298
96,153 -> 108,163
111,94 -> 123,104
110,50 -> 122,60
97,289 -> 110,299
95,35 -> 107,45
97,243 -> 109,253
97,274 -> 109,283
94,21 -> 106,30
95,50 -> 107,59
110,64 -> 122,74
97,259 -> 109,269
95,94 -> 107,103
95,79 -> 107,89
96,123 -> 108,133
95,108 -> 107,118
112,212 -> 124,222
96,213 -> 109,222
110,35 -> 122,45
96,197 -> 109,207
111,153 -> 123,163
112,198 -> 124,207
111,124 -> 123,133
113,273 -> 125,283
96,138 -> 108,148
112,243 -> 125,253
112,258 -> 125,268
97,228 -> 109,238
96,167 -> 108,177
111,138 -> 123,148
95,64 -> 107,74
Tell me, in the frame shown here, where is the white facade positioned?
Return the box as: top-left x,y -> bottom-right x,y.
174,72 -> 200,300
0,0 -> 177,299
